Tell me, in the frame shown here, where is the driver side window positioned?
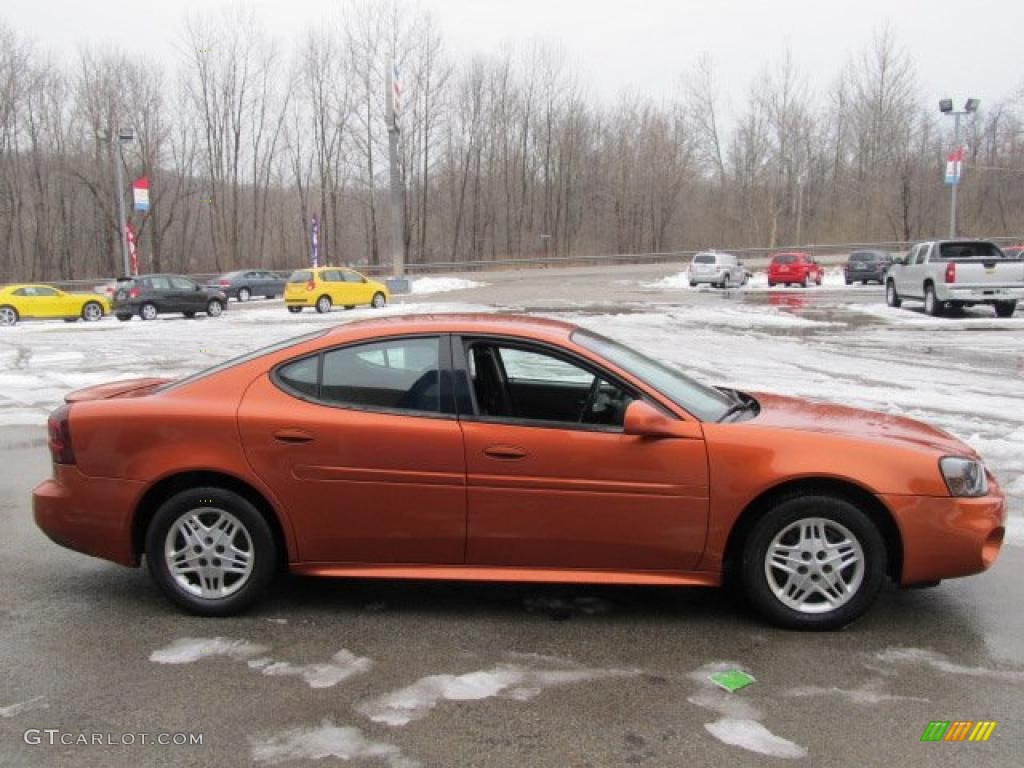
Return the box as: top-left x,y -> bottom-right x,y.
465,342 -> 635,429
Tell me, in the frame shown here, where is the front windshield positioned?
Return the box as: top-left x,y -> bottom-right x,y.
572,328 -> 733,421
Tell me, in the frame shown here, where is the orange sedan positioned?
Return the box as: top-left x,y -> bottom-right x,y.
32,314 -> 1005,629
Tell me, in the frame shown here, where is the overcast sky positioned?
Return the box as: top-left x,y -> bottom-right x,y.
5,0 -> 1020,118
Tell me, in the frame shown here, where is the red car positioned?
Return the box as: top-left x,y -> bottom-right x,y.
768,252 -> 823,287
1002,245 -> 1024,259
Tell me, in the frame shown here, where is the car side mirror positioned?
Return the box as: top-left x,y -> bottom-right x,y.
623,400 -> 703,439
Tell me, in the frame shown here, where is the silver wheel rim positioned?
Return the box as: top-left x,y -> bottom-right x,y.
764,517 -> 864,614
373,294 -> 384,307
0,308 -> 15,325
208,301 -> 222,316
84,303 -> 101,321
238,288 -> 249,302
142,304 -> 157,320
164,508 -> 254,599
318,297 -> 330,312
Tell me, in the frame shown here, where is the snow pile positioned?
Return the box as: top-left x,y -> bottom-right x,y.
150,637 -> 268,664
250,721 -> 417,767
644,271 -> 694,290
408,277 -> 486,294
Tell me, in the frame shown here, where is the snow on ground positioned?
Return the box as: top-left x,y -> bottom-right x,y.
644,268 -> 876,292
408,276 -> 486,294
249,721 -> 416,767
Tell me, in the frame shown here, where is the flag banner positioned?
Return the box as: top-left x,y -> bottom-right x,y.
945,147 -> 963,185
125,222 -> 139,276
132,176 -> 150,212
392,61 -> 401,124
311,215 -> 320,268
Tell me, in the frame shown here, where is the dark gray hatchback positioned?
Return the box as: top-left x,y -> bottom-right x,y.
205,269 -> 286,301
112,274 -> 228,321
844,250 -> 893,285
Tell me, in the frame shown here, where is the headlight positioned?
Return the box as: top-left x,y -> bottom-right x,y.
939,457 -> 989,497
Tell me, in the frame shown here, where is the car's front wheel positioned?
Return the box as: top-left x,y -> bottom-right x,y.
140,302 -> 158,321
741,494 -> 886,630
206,299 -> 224,317
886,280 -> 901,308
145,487 -> 277,616
237,287 -> 251,302
371,292 -> 387,308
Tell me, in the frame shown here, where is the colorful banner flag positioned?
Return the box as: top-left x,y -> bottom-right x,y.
945,147 -> 963,185
311,215 -> 320,268
392,61 -> 401,123
132,176 -> 150,212
125,222 -> 139,276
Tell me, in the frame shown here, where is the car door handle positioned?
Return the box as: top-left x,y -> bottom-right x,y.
483,445 -> 527,460
273,429 -> 315,444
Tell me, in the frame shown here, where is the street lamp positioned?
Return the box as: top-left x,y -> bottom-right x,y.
939,97 -> 979,238
100,127 -> 135,277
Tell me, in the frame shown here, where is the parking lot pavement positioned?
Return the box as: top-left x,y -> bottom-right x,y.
1,265 -> 1022,766
1,429 -> 1022,768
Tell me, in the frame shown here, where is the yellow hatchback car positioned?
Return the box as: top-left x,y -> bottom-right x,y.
284,266 -> 389,314
0,284 -> 110,326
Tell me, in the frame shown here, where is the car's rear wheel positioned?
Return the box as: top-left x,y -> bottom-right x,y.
206,299 -> 224,317
371,292 -> 387,309
994,300 -> 1017,318
237,287 -> 251,302
145,487 -> 277,616
316,295 -> 332,314
0,306 -> 18,326
801,274 -> 809,288
886,280 -> 901,308
140,302 -> 158,321
741,494 -> 886,630
924,284 -> 941,317
287,306 -> 302,314
767,281 -> 775,288
81,301 -> 103,322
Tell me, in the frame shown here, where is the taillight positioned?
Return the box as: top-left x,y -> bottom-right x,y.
945,262 -> 956,283
306,279 -> 315,290
218,279 -> 230,286
129,287 -> 139,299
47,404 -> 75,465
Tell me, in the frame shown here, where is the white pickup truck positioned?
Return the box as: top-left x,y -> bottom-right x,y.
885,240 -> 1024,317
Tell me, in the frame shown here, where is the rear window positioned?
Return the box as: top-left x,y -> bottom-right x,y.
936,242 -> 1005,260
849,252 -> 876,262
288,270 -> 313,283
693,254 -> 715,264
772,254 -> 796,264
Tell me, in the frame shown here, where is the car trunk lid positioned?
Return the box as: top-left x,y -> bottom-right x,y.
65,377 -> 171,403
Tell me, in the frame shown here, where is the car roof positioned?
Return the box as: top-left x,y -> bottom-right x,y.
323,312 -> 577,343
1,283 -> 58,290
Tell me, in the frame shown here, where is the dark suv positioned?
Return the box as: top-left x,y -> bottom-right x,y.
112,274 -> 228,321
844,250 -> 892,285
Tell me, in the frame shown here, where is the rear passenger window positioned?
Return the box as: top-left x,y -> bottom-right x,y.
321,337 -> 440,413
277,356 -> 319,398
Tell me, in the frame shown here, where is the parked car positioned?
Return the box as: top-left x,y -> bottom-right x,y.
205,269 -> 286,302
112,274 -> 228,321
0,284 -> 109,326
767,252 -> 823,287
688,251 -> 748,288
1001,245 -> 1024,259
284,266 -> 389,314
885,240 -> 1024,317
33,314 -> 1005,630
843,250 -> 893,285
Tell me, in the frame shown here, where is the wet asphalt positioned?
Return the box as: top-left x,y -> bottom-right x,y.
1,265 -> 1022,767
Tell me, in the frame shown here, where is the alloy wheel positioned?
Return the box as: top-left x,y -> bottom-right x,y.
0,307 -> 17,326
163,508 -> 254,600
82,302 -> 102,322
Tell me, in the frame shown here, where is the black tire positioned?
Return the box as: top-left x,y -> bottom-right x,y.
81,301 -> 104,322
140,302 -> 158,321
994,300 -> 1017,318
344,305 -> 356,310
116,313 -> 131,322
206,299 -> 224,317
0,305 -> 18,326
924,283 -> 942,317
63,318 -> 77,323
183,311 -> 196,318
885,280 -> 901,308
740,494 -> 886,630
287,306 -> 302,314
315,295 -> 332,314
767,282 -> 775,288
801,274 -> 809,288
689,282 -> 698,288
237,287 -> 251,302
844,278 -> 852,285
371,292 -> 387,309
145,486 -> 277,616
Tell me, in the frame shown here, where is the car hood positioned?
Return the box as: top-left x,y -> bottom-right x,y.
747,391 -> 976,457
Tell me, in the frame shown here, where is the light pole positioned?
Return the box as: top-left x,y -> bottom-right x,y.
939,97 -> 979,238
102,127 -> 135,277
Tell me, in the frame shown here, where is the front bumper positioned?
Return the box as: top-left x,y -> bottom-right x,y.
33,466 -> 144,567
883,492 -> 1006,584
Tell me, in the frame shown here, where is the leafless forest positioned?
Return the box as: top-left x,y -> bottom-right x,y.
1,3 -> 1023,281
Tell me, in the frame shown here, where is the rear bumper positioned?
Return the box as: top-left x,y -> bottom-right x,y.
939,286 -> 1024,302
883,492 -> 1006,585
688,271 -> 726,284
284,296 -> 315,307
844,269 -> 887,281
32,467 -> 144,567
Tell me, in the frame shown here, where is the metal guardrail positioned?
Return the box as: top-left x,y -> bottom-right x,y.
4,236 -> 1023,291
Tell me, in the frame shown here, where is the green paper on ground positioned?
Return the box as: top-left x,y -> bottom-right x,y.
709,669 -> 756,692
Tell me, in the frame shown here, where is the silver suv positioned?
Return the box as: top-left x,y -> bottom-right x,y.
688,252 -> 748,288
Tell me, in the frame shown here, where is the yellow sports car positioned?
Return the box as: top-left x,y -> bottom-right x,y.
284,266 -> 390,314
0,284 -> 110,326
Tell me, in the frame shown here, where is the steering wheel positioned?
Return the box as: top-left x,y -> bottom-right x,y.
577,376 -> 601,423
